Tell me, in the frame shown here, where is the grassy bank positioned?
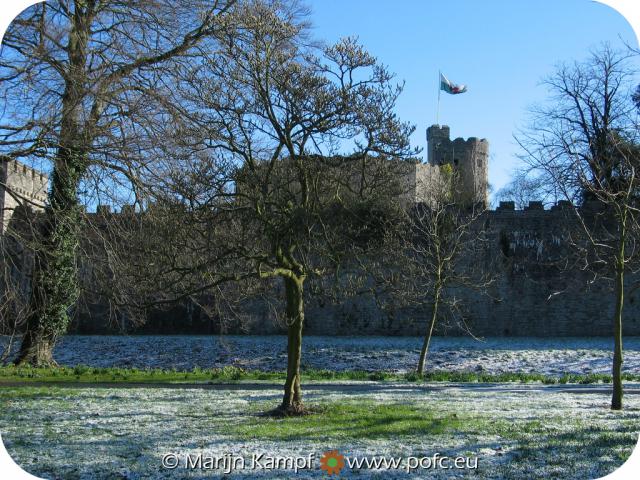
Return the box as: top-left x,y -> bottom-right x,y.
1,365 -> 639,384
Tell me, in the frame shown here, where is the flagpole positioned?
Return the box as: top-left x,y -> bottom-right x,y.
436,70 -> 441,126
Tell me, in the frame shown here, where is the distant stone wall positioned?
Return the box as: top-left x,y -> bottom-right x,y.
0,159 -> 48,232
66,200 -> 640,337
398,161 -> 443,205
459,202 -> 629,337
3,148 -> 636,337
301,202 -> 640,337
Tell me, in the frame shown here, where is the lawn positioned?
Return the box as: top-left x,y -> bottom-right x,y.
0,382 -> 637,479
1,336 -> 638,478
3,335 -> 640,375
2,364 -> 640,385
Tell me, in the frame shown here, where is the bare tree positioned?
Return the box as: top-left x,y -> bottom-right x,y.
517,45 -> 640,410
77,175 -> 261,334
366,166 -> 492,375
0,0 -> 236,365
150,0 -> 416,415
412,184 -> 492,374
495,169 -> 552,209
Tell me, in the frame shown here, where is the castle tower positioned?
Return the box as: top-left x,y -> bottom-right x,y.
0,158 -> 49,233
426,125 -> 451,166
426,125 -> 489,206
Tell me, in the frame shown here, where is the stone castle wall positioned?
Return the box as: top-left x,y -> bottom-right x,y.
293,201 -> 639,338
0,159 -> 49,329
0,158 -> 48,232
68,200 -> 640,337
2,139 -> 637,337
399,161 -> 443,205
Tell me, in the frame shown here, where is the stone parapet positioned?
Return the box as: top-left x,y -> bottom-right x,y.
0,158 -> 49,233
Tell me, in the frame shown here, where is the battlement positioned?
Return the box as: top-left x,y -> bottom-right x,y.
426,124 -> 450,139
0,158 -> 49,233
6,159 -> 48,182
451,136 -> 488,146
492,200 -> 589,217
496,200 -> 578,210
427,125 -> 487,146
78,199 -> 579,216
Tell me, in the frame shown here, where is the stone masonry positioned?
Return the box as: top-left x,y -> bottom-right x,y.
2,130 -> 638,337
0,158 -> 49,233
426,125 -> 489,206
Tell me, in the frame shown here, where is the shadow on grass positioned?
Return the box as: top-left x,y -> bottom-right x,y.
498,414 -> 639,479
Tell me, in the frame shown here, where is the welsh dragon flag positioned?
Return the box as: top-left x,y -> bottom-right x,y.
440,72 -> 467,94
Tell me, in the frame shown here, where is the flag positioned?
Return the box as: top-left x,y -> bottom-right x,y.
440,72 -> 467,95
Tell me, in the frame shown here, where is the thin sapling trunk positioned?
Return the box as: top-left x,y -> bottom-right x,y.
280,275 -> 306,415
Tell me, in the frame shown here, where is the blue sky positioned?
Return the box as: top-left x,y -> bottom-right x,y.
309,0 -> 640,198
0,1 -> 637,200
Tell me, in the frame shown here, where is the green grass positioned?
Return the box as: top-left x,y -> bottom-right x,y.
227,401 -> 469,441
0,365 -> 638,385
222,400 -> 595,444
0,386 -> 72,400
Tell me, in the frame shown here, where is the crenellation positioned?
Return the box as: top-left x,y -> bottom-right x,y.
0,158 -> 49,233
497,201 -> 515,211
96,205 -> 112,215
525,201 -> 544,211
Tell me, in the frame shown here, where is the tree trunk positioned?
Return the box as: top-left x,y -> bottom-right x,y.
280,275 -> 305,415
611,257 -> 624,410
14,326 -> 57,367
15,7 -> 91,367
15,162 -> 83,366
417,285 -> 441,376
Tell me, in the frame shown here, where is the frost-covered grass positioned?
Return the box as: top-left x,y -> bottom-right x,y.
1,383 -> 638,479
2,364 -> 640,385
3,335 -> 639,376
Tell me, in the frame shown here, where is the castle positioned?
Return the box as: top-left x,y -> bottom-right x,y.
392,125 -> 489,210
1,129 -> 639,337
0,158 -> 49,232
0,125 -> 488,229
425,125 -> 489,205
